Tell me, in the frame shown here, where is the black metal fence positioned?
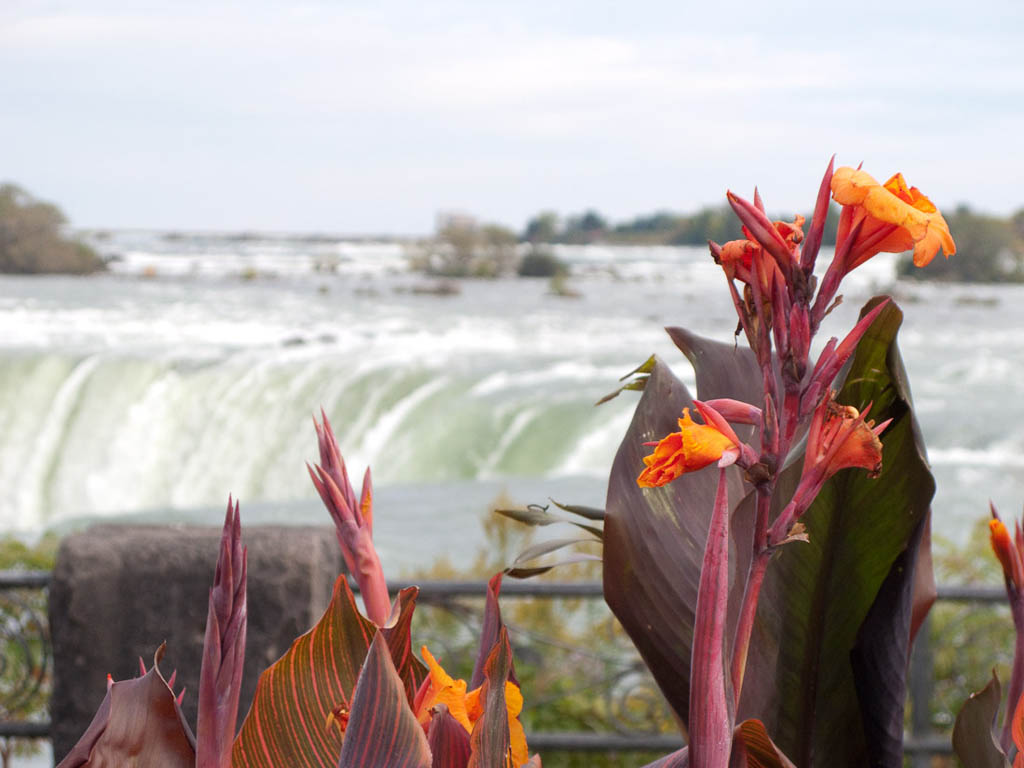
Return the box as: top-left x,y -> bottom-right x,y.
0,569 -> 1009,762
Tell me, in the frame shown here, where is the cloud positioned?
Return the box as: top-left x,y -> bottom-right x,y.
0,1 -> 1021,230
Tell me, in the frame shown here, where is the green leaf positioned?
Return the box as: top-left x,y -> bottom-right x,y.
739,299 -> 934,767
232,578 -> 423,767
56,645 -> 195,768
953,673 -> 1012,768
494,503 -> 603,539
596,354 -> 658,405
337,633 -> 432,768
505,552 -> 602,579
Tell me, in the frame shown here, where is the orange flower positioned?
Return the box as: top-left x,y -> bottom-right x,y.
831,166 -> 956,271
990,504 -> 1024,592
637,407 -> 739,488
802,395 -> 888,483
418,646 -> 528,766
769,393 -> 891,544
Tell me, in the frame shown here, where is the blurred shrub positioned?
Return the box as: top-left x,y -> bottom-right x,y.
518,248 -> 567,278
0,184 -> 104,274
413,214 -> 518,277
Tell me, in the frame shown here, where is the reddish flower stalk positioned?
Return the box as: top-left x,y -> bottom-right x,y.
989,502 -> 1024,752
196,498 -> 247,768
689,467 -> 733,768
308,411 -> 391,625
662,159 -> 952,720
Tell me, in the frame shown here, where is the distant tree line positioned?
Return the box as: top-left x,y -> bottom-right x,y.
523,204 -> 1024,283
895,205 -> 1024,282
521,205 -> 840,247
0,184 -> 104,274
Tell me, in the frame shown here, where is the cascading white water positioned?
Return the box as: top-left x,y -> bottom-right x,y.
3,234 -> 1024,544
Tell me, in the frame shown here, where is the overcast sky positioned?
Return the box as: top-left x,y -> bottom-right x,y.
2,0 -> 1021,234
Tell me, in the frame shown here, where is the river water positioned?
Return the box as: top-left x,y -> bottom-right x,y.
1,232 -> 1020,568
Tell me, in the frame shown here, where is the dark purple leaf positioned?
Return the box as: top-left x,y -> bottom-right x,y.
428,706 -> 472,768
56,645 -> 195,768
603,344 -> 758,726
952,673 -> 1011,768
337,633 -> 431,768
849,510 -> 930,768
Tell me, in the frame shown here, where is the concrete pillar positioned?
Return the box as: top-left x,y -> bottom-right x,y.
48,524 -> 341,763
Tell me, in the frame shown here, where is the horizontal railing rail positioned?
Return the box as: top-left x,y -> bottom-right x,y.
0,570 -> 1011,759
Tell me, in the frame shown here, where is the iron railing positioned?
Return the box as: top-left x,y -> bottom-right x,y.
0,570 -> 1010,760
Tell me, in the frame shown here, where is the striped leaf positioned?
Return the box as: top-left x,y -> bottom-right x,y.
468,627 -> 513,768
337,633 -> 432,768
735,720 -> 795,768
232,578 -> 422,767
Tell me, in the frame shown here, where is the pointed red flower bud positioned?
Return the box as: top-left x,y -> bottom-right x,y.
197,499 -> 247,768
308,412 -> 391,625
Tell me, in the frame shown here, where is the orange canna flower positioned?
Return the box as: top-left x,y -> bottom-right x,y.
770,393 -> 891,544
831,166 -> 956,271
637,407 -> 739,488
802,395 -> 888,483
418,646 -> 528,767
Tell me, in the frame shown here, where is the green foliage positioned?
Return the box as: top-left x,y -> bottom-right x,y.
0,184 -> 104,274
0,534 -> 57,765
897,204 -> 1024,282
931,521 -> 1014,734
523,212 -> 560,244
415,215 -> 519,278
518,204 -> 840,247
517,248 -> 567,278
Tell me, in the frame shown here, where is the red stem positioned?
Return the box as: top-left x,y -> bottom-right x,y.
1002,591 -> 1024,751
731,546 -> 771,706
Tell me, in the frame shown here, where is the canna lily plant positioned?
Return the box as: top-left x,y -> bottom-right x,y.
592,157 -> 955,767
57,413 -> 537,768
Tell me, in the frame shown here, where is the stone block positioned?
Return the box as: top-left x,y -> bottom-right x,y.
49,524 -> 342,763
